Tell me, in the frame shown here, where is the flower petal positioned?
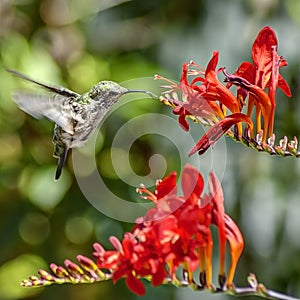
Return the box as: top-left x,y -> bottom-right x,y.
205,50 -> 219,78
232,61 -> 255,83
205,52 -> 240,113
224,214 -> 244,286
189,113 -> 254,156
173,106 -> 190,131
155,171 -> 177,199
252,26 -> 277,88
151,263 -> 167,286
209,172 -> 226,276
125,272 -> 146,296
181,164 -> 204,201
278,74 -> 292,97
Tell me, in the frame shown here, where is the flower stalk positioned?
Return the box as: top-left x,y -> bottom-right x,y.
22,257 -> 300,300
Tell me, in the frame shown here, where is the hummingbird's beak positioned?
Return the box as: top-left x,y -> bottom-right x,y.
124,89 -> 157,99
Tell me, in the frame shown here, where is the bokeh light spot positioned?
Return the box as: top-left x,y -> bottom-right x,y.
20,166 -> 72,211
65,217 -> 94,244
19,212 -> 51,245
0,254 -> 47,299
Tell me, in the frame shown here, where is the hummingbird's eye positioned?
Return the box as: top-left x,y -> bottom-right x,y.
89,87 -> 98,99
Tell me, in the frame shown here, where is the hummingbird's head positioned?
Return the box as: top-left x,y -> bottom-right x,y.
89,80 -> 157,107
89,81 -> 128,106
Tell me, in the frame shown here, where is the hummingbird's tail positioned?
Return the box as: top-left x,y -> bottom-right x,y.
55,147 -> 69,180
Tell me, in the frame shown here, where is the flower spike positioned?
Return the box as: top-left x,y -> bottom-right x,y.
189,113 -> 254,155
156,26 -> 294,158
21,165 -> 298,299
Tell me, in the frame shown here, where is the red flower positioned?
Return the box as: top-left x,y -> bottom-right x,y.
155,62 -> 221,131
156,26 -> 292,153
92,164 -> 244,294
20,165 -> 245,295
251,26 -> 290,95
189,113 -> 254,156
203,51 -> 240,114
226,26 -> 292,141
208,172 -> 244,286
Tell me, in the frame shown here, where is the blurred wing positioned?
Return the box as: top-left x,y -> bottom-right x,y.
6,68 -> 79,98
12,92 -> 74,134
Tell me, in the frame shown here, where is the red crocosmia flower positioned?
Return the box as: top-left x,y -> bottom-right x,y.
209,172 -> 226,280
203,51 -> 240,115
156,51 -> 250,139
182,84 -> 223,121
223,214 -> 244,287
181,163 -> 204,203
126,272 -> 146,296
227,26 -> 291,141
223,70 -> 273,141
251,26 -> 291,96
189,113 -> 254,156
156,26 -> 292,156
155,62 -> 222,131
93,164 -> 244,293
225,61 -> 255,110
155,52 -> 242,131
173,105 -> 190,131
154,171 -> 177,200
208,172 -> 244,286
252,26 -> 278,89
21,165 -> 245,295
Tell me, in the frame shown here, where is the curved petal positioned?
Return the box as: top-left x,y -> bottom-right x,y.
209,172 -> 226,276
224,214 -> 244,286
252,26 -> 277,88
155,172 -> 177,199
189,113 -> 254,156
181,164 -> 204,201
126,272 -> 146,296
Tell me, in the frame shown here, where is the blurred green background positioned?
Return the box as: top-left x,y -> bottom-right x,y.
1,0 -> 300,299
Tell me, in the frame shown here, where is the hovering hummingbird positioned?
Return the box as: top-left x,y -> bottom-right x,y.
7,69 -> 156,180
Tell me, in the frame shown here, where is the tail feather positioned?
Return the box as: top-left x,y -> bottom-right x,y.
55,147 -> 68,180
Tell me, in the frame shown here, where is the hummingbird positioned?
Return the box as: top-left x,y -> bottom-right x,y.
7,69 -> 156,180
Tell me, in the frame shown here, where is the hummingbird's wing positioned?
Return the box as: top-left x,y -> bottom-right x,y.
7,69 -> 79,98
12,92 -> 74,134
